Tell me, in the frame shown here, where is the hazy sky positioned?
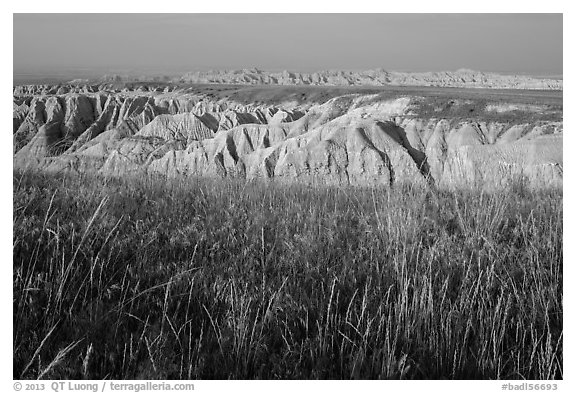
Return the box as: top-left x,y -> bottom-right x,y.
13,14 -> 563,76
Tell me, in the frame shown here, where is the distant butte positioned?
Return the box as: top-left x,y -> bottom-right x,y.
172,69 -> 563,90
50,69 -> 563,91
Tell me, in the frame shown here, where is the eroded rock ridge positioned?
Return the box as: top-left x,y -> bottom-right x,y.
13,84 -> 563,189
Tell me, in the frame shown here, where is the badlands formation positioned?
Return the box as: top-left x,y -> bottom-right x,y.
77,68 -> 563,90
13,75 -> 563,189
178,68 -> 563,90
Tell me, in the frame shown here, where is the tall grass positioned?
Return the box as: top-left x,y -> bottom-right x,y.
13,170 -> 562,379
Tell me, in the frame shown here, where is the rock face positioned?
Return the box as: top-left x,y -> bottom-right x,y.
179,68 -> 563,90
13,84 -> 563,189
16,68 -> 563,93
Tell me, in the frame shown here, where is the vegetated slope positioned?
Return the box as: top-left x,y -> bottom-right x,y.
13,170 -> 563,379
13,85 -> 563,189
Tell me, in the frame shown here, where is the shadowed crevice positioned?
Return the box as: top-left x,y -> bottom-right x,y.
376,121 -> 435,188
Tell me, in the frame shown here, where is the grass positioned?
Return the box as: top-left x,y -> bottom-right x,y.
408,96 -> 562,124
191,84 -> 563,124
13,170 -> 562,379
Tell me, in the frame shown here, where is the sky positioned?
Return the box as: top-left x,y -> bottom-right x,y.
13,14 -> 563,78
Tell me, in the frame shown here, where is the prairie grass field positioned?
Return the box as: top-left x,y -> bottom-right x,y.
13,170 -> 562,379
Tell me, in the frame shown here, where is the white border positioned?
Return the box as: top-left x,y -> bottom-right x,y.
2,3 -> 571,392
